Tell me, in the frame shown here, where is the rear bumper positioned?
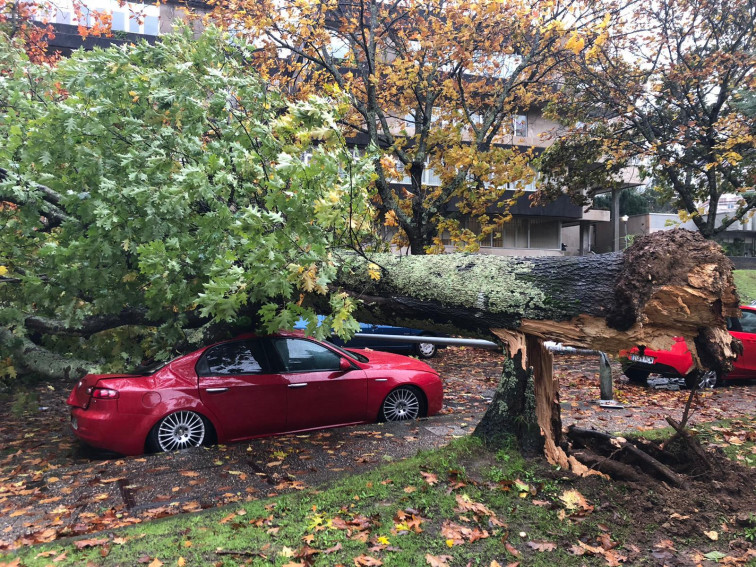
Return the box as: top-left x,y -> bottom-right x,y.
621,361 -> 689,378
70,406 -> 153,456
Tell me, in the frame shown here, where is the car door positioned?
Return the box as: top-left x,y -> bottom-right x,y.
197,339 -> 287,441
269,337 -> 368,430
728,307 -> 756,378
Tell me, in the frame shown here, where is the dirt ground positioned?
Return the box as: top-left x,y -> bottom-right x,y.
1,346 -> 755,562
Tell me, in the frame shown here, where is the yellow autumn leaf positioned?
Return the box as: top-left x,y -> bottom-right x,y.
368,263 -> 381,281
559,489 -> 590,511
704,530 -> 718,541
0,266 -> 7,276
279,546 -> 295,557
565,33 -> 585,55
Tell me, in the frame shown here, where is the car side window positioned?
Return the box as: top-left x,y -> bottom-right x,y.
197,340 -> 267,376
271,338 -> 341,373
739,310 -> 756,334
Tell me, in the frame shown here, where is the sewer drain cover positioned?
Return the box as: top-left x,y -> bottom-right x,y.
424,425 -> 469,437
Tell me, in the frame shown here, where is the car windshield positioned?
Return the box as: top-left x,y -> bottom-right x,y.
325,340 -> 369,363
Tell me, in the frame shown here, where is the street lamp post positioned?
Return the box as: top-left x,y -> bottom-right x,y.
621,215 -> 629,249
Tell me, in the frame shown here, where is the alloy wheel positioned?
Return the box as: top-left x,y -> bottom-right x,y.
382,388 -> 421,421
416,342 -> 436,358
156,411 -> 206,451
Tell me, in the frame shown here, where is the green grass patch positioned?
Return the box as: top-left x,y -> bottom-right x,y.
2,437 -> 621,567
4,420 -> 755,566
734,270 -> 756,304
687,416 -> 756,467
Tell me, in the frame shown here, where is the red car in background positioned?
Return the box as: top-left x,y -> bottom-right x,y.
67,332 -> 443,455
620,305 -> 756,388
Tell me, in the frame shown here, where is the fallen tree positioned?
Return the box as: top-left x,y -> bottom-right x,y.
330,228 -> 740,472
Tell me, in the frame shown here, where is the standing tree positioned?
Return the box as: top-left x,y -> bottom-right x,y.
209,0 -> 612,254
537,0 -> 756,238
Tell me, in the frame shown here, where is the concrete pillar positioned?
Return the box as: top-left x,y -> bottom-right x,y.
612,188 -> 621,252
578,221 -> 591,255
598,352 -> 613,401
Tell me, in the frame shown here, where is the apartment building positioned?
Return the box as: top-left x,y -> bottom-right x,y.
38,0 -> 207,54
35,1 -> 619,257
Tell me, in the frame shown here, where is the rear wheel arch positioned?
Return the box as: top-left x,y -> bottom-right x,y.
623,367 -> 650,384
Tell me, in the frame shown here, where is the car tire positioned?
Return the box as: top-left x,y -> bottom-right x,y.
623,367 -> 650,384
414,339 -> 437,359
147,411 -> 210,453
685,370 -> 720,390
380,386 -> 426,422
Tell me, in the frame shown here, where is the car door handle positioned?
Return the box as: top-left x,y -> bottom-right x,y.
205,388 -> 228,394
375,379 -> 388,382
288,383 -> 308,388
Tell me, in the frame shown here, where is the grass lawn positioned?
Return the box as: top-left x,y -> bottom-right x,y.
2,419 -> 755,567
734,270 -> 756,304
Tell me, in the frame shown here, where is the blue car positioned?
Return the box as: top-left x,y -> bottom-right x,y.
295,317 -> 442,359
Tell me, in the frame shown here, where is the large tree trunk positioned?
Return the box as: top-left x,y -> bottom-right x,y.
334,230 -> 740,464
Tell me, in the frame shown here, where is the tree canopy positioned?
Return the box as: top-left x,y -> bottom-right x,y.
0,27 -> 376,377
537,0 -> 756,239
209,0 -> 614,254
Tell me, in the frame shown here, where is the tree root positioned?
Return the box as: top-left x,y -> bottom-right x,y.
571,449 -> 646,483
665,417 -> 717,473
567,426 -> 686,487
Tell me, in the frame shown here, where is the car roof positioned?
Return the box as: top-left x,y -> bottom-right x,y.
219,330 -> 307,342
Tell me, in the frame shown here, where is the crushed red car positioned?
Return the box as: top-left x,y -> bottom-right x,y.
619,305 -> 756,388
67,331 -> 443,455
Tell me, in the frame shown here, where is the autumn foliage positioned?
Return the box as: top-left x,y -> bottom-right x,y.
537,0 -> 756,238
207,0 -> 615,253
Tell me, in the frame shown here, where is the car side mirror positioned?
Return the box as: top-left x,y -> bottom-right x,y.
339,358 -> 353,372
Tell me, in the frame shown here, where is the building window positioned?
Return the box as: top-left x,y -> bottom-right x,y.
513,114 -> 528,137
144,15 -> 159,36
529,218 -> 560,249
111,11 -> 126,31
449,215 -> 560,250
36,0 -> 161,36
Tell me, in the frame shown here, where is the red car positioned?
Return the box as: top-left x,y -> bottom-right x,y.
67,332 -> 443,455
619,305 -> 756,388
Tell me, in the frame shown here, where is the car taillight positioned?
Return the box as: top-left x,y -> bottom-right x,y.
87,387 -> 119,399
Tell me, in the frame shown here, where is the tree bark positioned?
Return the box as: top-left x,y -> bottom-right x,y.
336,230 -> 739,371
0,327 -> 93,381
